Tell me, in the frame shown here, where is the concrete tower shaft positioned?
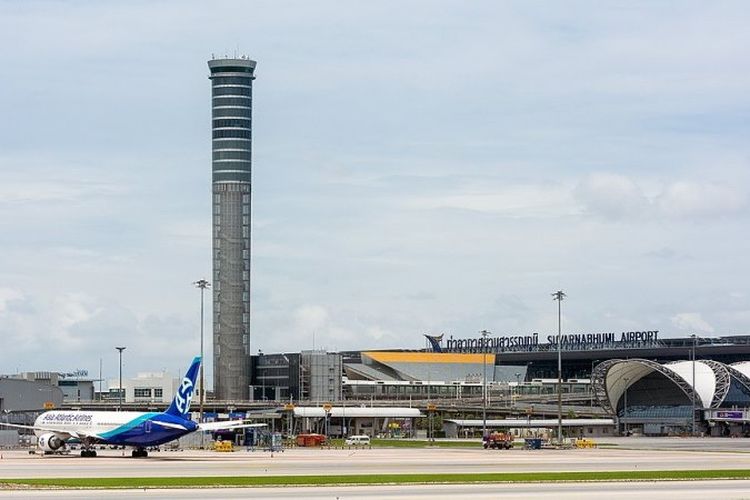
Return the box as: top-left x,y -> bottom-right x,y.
208,57 -> 255,401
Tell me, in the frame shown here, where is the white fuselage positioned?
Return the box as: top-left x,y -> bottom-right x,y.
33,411 -> 151,438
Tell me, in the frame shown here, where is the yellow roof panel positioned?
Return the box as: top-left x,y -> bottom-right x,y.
363,351 -> 495,365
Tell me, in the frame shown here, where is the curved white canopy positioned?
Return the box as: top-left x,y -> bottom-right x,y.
661,361 -> 716,408
730,361 -> 750,380
604,360 -> 657,410
597,358 -> 723,410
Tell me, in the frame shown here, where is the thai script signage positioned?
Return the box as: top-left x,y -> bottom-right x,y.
440,330 -> 660,353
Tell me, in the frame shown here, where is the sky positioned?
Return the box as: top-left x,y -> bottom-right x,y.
0,1 -> 748,386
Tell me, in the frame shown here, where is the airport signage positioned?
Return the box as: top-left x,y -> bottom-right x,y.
442,330 -> 660,353
715,411 -> 744,420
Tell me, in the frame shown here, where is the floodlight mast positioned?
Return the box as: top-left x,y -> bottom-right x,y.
194,279 -> 211,426
115,347 -> 126,411
691,334 -> 697,437
479,329 -> 491,442
551,290 -> 566,445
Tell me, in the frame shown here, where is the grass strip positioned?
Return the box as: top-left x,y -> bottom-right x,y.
3,469 -> 750,489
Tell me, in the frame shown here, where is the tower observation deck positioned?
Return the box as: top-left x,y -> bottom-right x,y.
208,57 -> 255,400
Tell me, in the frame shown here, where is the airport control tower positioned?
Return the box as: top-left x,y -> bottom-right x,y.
208,57 -> 255,400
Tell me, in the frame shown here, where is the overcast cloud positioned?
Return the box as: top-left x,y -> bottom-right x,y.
0,1 -> 748,386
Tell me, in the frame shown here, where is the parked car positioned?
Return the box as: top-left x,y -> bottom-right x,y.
345,435 -> 371,446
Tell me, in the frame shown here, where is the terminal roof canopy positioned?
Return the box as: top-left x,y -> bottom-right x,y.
593,358 -> 750,413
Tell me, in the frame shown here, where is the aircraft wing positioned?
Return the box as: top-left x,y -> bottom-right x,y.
0,422 -> 102,440
0,421 -> 62,434
197,421 -> 267,432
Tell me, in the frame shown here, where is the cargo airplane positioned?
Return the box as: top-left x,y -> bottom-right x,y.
0,356 -> 264,457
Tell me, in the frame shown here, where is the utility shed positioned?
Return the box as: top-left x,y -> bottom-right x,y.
293,407 -> 422,438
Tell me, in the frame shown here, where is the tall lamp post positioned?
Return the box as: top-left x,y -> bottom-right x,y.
691,334 -> 697,437
194,279 -> 211,424
551,290 -> 566,444
622,376 -> 630,436
115,346 -> 126,411
479,329 -> 491,442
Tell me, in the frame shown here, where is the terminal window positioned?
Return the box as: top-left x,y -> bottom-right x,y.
134,388 -> 152,398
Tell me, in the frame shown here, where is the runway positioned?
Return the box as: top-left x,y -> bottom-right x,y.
2,443 -> 750,479
2,481 -> 750,499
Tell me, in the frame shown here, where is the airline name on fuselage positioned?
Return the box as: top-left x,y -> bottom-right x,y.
42,412 -> 94,423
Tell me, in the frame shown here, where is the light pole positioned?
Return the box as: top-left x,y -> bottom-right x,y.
479,329 -> 491,442
551,290 -> 566,445
115,347 -> 126,411
622,376 -> 630,436
194,279 -> 210,424
691,334 -> 697,437
258,349 -> 266,401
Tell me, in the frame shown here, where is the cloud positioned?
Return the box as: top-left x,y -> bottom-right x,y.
574,173 -> 648,219
670,313 -> 715,334
643,247 -> 693,261
575,173 -> 747,220
656,181 -> 746,218
0,288 -> 24,313
293,305 -> 330,333
1,1 -> 750,377
404,181 -> 577,218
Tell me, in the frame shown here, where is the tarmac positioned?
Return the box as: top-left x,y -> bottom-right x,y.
3,482 -> 750,499
1,438 -> 750,479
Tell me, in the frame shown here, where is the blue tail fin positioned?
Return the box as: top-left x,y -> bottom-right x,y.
165,356 -> 201,419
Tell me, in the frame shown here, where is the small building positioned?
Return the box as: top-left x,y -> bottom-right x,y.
9,370 -> 96,403
0,378 -> 64,431
292,406 -> 422,438
57,376 -> 96,402
251,351 -> 342,402
443,418 -> 616,439
106,371 -> 178,404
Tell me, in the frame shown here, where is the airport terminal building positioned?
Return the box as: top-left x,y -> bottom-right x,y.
252,332 -> 750,396
249,332 -> 750,435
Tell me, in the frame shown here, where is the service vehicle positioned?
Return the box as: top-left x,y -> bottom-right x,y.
345,435 -> 371,446
483,432 -> 513,450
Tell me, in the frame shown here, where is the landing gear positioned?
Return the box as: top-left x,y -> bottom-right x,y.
81,449 -> 97,457
131,448 -> 148,458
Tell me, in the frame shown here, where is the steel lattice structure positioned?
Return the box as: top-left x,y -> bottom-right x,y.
701,360 -> 732,408
592,358 -> 702,416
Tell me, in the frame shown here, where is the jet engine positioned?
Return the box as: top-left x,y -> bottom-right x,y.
38,433 -> 65,451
